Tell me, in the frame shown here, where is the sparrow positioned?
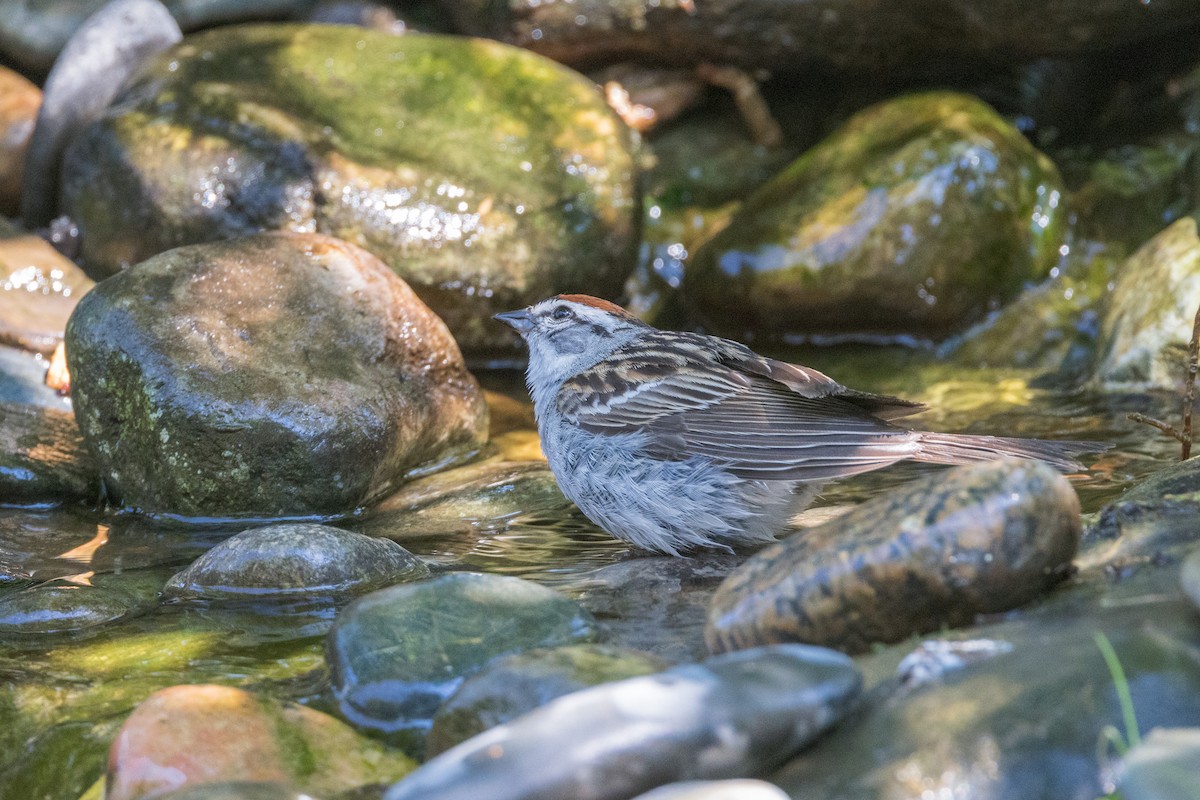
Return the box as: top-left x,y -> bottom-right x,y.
495,295 -> 1105,556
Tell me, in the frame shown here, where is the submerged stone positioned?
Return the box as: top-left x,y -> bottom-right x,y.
684,92 -> 1063,341
163,523 -> 429,602
0,571 -> 160,635
1118,728 -> 1200,800
0,67 -> 38,217
383,645 -> 861,800
1091,218 -> 1200,390
326,572 -> 597,736
65,233 -> 487,518
707,460 -> 1081,655
61,24 -> 640,355
157,784 -> 315,800
0,345 -> 69,410
630,781 -> 790,800
106,684 -> 415,800
0,402 -> 98,505
427,644 -> 667,755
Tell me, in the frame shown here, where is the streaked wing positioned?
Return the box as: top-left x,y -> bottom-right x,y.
557,332 -> 920,481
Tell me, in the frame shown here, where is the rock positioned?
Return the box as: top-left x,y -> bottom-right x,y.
106,684 -> 415,800
578,553 -> 742,663
0,345 -> 70,410
684,92 -> 1064,341
1091,218 -> 1200,390
630,781 -> 790,800
0,571 -> 160,635
65,233 -> 488,518
1182,549 -> 1200,612
20,0 -> 182,227
0,68 -> 39,217
0,402 -> 98,504
0,217 -> 95,355
157,784 -> 315,800
1118,728 -> 1200,800
446,0 -> 1200,78
61,25 -> 640,355
364,460 -> 571,541
427,644 -> 667,754
383,644 -> 861,800
163,523 -> 429,603
326,572 -> 597,736
0,0 -> 315,74
706,460 -> 1081,655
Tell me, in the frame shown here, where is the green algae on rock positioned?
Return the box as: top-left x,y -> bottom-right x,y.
65,232 -> 487,519
0,570 -> 161,636
61,24 -> 640,355
684,92 -> 1064,341
163,523 -> 430,603
706,460 -> 1082,655
1091,217 -> 1200,390
106,684 -> 416,800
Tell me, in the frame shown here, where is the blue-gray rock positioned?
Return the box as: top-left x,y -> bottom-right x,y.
630,781 -> 789,800
0,345 -> 68,409
326,572 -> 597,736
1118,728 -> 1200,800
163,523 -> 429,603
384,644 -> 861,800
20,0 -> 181,227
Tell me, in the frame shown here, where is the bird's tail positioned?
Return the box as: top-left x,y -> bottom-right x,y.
913,432 -> 1109,473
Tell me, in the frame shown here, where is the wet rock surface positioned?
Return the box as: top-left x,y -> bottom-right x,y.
1118,728 -> 1200,800
19,0 -> 182,227
0,402 -> 98,505
0,217 -> 95,356
427,643 -> 668,754
156,784 -> 317,800
106,684 -> 415,800
684,93 -> 1064,341
1091,217 -> 1200,390
0,570 -> 160,636
707,460 -> 1082,655
61,24 -> 640,355
0,345 -> 70,409
0,67 -> 39,217
631,781 -> 790,800
384,644 -> 861,800
163,523 -> 429,603
326,572 -> 598,737
65,233 -> 487,518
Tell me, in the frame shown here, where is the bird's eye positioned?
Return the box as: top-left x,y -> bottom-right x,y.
551,306 -> 573,321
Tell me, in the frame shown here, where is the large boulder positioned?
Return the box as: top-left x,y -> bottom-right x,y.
684,92 -> 1064,341
61,24 -> 641,355
65,232 -> 488,518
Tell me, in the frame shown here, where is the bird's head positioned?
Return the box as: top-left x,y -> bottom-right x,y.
495,294 -> 648,386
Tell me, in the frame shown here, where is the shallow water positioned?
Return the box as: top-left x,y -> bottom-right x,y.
0,344 -> 1183,799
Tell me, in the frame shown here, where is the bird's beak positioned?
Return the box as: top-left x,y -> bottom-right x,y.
494,309 -> 534,334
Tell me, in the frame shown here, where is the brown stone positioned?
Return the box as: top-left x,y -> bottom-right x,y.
0,66 -> 39,217
0,216 -> 94,355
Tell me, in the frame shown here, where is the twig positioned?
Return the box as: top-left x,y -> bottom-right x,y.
1182,304 -> 1200,460
1127,412 -> 1189,444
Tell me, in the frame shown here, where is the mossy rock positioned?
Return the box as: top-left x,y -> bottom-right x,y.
62,24 -> 640,355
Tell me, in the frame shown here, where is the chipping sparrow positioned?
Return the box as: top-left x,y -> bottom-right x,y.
496,295 -> 1105,556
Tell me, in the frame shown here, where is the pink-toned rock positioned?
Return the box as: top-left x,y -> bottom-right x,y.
0,66 -> 39,217
106,684 -> 415,800
0,216 -> 93,355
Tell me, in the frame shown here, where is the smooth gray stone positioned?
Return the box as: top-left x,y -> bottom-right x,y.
1118,728 -> 1200,800
21,0 -> 181,226
384,644 -> 861,800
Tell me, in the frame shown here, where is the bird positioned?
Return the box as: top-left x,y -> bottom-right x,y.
494,294 -> 1106,556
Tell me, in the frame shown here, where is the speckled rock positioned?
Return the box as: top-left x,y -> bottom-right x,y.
0,402 -> 98,505
684,92 -> 1064,340
61,24 -> 640,355
1092,218 -> 1200,390
20,0 -> 182,227
383,645 -> 861,800
65,233 -> 488,518
707,460 -> 1082,655
1118,728 -> 1200,800
0,217 -> 94,355
163,523 -> 429,603
0,570 -> 160,635
0,68 -> 39,217
327,572 -> 597,737
106,684 -> 415,800
427,644 -> 667,754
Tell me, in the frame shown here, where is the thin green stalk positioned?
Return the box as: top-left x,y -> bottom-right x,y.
1094,631 -> 1141,750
